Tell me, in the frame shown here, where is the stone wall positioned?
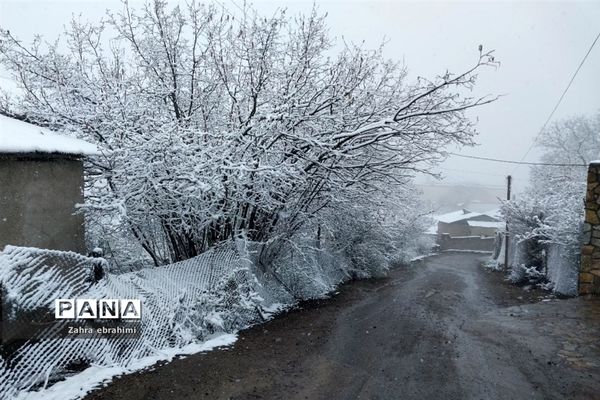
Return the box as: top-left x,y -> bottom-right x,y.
580,162 -> 600,295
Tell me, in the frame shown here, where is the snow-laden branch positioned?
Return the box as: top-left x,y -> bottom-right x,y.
0,0 -> 498,265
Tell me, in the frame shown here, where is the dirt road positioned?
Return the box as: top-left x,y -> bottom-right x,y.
85,253 -> 600,400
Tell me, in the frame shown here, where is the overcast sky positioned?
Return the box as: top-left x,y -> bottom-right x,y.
1,0 -> 599,193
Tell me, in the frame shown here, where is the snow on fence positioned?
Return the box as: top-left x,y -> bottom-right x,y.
0,241 -> 349,399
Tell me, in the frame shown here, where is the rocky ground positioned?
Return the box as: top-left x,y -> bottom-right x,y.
85,252 -> 600,400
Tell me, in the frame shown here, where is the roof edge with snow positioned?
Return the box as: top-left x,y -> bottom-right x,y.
0,115 -> 100,156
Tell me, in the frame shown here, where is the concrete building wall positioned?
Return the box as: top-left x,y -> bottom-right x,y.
437,221 -> 470,236
468,226 -> 497,237
580,162 -> 600,295
0,154 -> 86,253
438,234 -> 495,252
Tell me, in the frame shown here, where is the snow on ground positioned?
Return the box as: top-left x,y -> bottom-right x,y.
0,115 -> 100,156
15,333 -> 238,400
410,253 -> 436,261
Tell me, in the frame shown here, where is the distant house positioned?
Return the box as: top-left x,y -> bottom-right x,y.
467,220 -> 504,237
432,209 -> 502,237
427,209 -> 503,252
0,115 -> 99,253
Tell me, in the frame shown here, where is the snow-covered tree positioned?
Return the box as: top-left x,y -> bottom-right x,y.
501,112 -> 599,290
0,1 -> 498,266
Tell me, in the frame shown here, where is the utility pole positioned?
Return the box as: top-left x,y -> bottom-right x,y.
504,175 -> 512,268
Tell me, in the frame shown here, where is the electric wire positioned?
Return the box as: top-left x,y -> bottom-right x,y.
448,152 -> 588,167
511,30 -> 600,171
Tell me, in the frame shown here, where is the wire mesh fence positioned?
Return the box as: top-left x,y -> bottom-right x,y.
0,239 -> 350,398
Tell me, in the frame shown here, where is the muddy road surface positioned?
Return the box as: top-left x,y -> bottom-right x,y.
86,252 -> 600,400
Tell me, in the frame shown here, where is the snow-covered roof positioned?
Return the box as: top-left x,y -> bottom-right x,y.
483,209 -> 502,220
433,209 -> 482,223
467,220 -> 504,229
0,114 -> 99,156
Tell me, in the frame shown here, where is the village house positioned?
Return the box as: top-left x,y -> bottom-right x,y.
426,209 -> 503,252
432,209 -> 502,237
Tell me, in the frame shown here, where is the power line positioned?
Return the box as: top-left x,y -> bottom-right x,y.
434,166 -> 507,177
448,152 -> 587,167
227,0 -> 246,15
513,29 -> 600,170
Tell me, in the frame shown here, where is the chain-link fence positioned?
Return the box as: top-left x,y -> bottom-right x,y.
0,239 -> 351,398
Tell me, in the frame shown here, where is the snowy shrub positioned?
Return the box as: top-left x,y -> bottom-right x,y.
483,258 -> 502,271
523,264 -> 546,284
318,184 -> 433,278
181,267 -> 264,337
244,229 -> 351,301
